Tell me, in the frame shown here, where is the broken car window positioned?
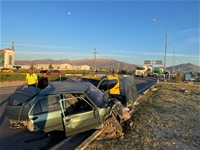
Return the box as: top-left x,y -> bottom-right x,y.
40,95 -> 61,112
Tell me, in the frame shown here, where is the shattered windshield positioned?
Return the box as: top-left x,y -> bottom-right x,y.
8,86 -> 42,103
85,84 -> 104,107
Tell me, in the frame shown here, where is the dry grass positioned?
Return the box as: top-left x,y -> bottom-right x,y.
86,82 -> 200,150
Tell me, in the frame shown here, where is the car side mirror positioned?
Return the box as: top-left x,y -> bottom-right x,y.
100,89 -> 104,92
93,109 -> 99,118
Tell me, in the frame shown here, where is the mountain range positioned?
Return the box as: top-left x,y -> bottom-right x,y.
15,58 -> 200,73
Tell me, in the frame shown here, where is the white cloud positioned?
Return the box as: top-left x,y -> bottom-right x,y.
178,28 -> 200,34
1,42 -> 87,50
16,51 -> 90,56
99,52 -> 138,58
119,50 -> 199,58
119,50 -> 163,56
186,36 -> 199,43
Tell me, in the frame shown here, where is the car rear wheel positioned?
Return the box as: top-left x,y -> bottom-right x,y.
27,121 -> 41,132
104,117 -> 123,135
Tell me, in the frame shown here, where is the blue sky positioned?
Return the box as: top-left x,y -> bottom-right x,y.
1,0 -> 199,67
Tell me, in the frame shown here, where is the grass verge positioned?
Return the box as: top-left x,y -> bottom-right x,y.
86,82 -> 200,150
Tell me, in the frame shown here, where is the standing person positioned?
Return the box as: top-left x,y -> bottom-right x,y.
23,68 -> 38,88
38,71 -> 48,89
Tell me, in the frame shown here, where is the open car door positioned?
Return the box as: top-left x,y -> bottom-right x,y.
28,94 -> 63,132
59,96 -> 101,137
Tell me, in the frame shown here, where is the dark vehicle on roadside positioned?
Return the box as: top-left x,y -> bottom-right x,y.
118,70 -> 127,75
48,69 -> 63,75
183,73 -> 199,82
40,70 -> 48,73
6,78 -> 137,137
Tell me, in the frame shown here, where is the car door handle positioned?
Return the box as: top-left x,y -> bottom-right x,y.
30,116 -> 38,120
65,118 -> 71,122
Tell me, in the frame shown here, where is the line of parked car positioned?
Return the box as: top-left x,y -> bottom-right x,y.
182,73 -> 199,82
40,69 -> 63,75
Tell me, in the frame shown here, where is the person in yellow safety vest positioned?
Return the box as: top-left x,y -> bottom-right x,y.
23,68 -> 38,88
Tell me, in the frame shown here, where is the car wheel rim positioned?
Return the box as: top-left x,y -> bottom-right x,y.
27,121 -> 41,132
104,117 -> 122,134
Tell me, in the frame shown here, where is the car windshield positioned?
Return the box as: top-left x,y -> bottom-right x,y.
85,84 -> 104,107
184,74 -> 197,78
136,67 -> 144,70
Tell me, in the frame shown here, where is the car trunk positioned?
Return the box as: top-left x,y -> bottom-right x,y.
6,86 -> 42,122
6,105 -> 30,121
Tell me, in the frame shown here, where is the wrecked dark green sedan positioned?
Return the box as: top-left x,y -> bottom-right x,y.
6,76 -> 137,137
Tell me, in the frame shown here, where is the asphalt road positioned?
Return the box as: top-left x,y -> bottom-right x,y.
0,77 -> 158,150
0,93 -> 51,150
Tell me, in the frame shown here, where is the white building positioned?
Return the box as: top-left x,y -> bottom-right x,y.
0,41 -> 91,70
0,42 -> 15,68
35,63 -> 90,70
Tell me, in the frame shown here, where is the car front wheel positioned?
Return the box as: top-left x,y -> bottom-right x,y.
27,121 -> 41,132
104,117 -> 123,136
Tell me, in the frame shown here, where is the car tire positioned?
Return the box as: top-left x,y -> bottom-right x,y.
104,117 -> 123,135
27,121 -> 41,132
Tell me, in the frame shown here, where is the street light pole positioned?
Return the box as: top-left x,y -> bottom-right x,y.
93,48 -> 98,72
152,19 -> 168,73
168,44 -> 176,74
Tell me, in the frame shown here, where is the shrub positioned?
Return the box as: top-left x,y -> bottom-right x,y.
0,73 -> 67,82
172,73 -> 182,83
0,73 -> 25,81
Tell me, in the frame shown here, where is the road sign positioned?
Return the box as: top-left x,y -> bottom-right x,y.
144,60 -> 151,64
156,60 -> 163,65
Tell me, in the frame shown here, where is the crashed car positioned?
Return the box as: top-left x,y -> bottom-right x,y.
76,74 -> 138,107
6,77 -> 137,137
76,73 -> 121,95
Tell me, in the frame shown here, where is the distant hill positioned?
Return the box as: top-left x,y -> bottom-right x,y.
15,59 -> 200,72
166,63 -> 200,73
15,58 -> 137,70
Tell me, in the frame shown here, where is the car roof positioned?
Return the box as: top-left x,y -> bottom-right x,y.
81,74 -> 118,80
40,70 -> 48,73
40,81 -> 91,94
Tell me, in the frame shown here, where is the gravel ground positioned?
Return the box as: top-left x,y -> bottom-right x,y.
86,82 -> 200,150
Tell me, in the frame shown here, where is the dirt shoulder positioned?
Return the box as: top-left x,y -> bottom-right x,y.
87,82 -> 200,150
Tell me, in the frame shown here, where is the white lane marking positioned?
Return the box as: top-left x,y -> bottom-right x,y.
137,81 -> 157,94
49,135 -> 76,150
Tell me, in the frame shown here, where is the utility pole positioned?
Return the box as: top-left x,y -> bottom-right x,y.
93,48 -> 98,72
12,41 -> 15,51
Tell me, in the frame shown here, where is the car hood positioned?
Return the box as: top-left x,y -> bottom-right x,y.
8,85 -> 42,103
